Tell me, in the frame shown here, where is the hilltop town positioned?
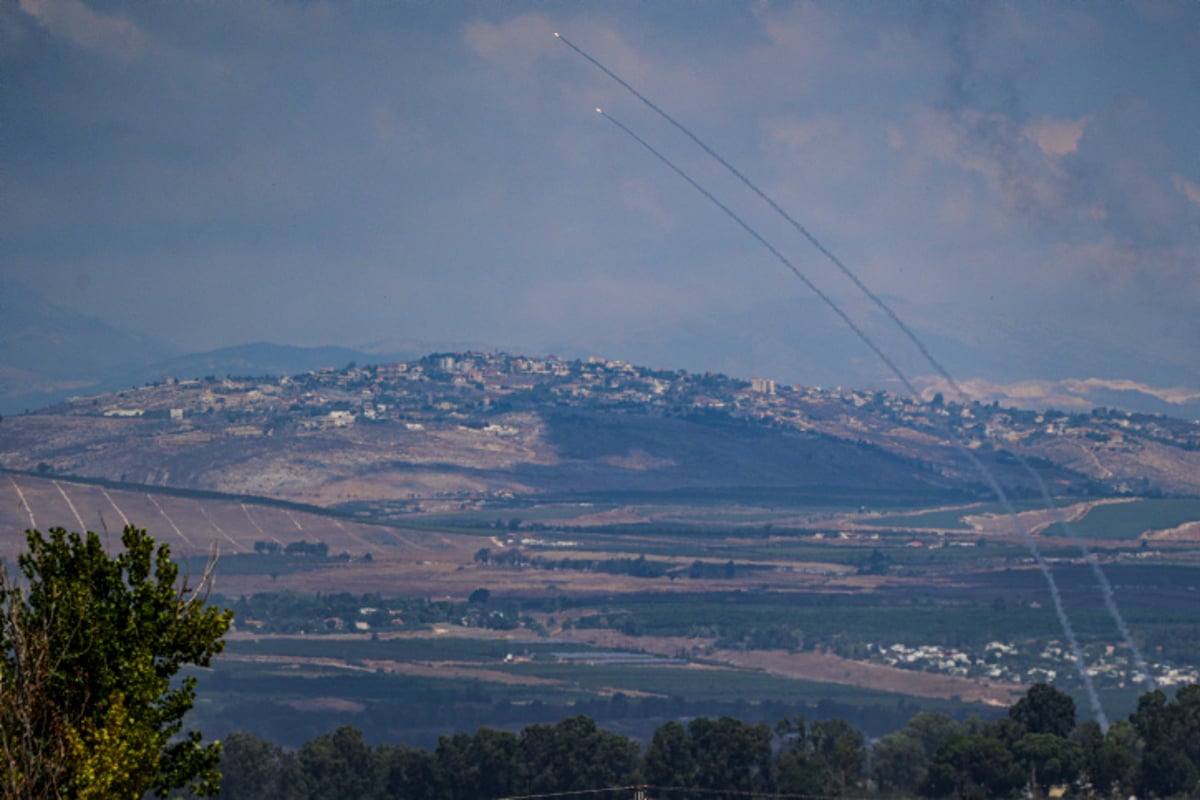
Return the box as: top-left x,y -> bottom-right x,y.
3,352 -> 1199,509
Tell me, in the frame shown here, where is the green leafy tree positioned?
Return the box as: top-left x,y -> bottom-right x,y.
377,743 -> 438,800
1130,686 -> 1200,798
923,732 -> 1021,799
512,715 -> 638,795
1012,732 -> 1083,795
435,727 -> 517,800
902,711 -> 962,757
870,731 -> 928,794
1009,682 -> 1076,738
772,719 -> 830,800
297,726 -> 375,800
644,720 -> 697,791
218,732 -> 292,800
0,525 -> 232,798
688,716 -> 774,799
809,718 -> 866,795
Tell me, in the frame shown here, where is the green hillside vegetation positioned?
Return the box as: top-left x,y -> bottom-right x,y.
213,683 -> 1200,799
0,526 -> 230,798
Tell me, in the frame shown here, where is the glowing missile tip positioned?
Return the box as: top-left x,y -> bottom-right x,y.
595,107 -> 603,114
553,32 -> 560,37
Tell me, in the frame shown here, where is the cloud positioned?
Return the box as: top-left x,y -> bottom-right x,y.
908,107 -> 1068,224
1023,116 -> 1090,158
18,0 -> 145,60
462,13 -> 559,67
1173,175 -> 1200,207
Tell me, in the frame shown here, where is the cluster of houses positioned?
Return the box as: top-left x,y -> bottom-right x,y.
866,639 -> 1199,690
79,351 -> 1199,458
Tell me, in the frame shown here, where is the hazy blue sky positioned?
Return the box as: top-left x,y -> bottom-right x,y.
3,1 -> 1198,395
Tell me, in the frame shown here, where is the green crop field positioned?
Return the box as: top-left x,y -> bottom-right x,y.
1048,498 -> 1200,540
224,636 -> 592,663
499,662 -> 918,704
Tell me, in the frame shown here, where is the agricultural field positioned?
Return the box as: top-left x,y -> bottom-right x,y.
1044,497 -> 1200,540
4,468 -> 1196,746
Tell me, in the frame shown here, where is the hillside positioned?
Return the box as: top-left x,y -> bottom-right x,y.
1,352 -> 1198,517
3,352 -> 1200,740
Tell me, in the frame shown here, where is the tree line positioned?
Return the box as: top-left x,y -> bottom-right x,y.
217,682 -> 1200,799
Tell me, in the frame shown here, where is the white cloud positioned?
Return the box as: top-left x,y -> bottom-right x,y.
1173,175 -> 1200,207
462,13 -> 559,67
18,0 -> 145,60
1023,116 -> 1090,158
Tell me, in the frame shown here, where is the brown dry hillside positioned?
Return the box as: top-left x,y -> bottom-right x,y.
3,354 -> 1196,517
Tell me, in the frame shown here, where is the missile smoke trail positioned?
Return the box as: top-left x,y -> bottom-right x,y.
147,493 -> 193,546
598,109 -> 910,386
597,106 -> 1108,727
557,28 -> 1155,693
53,480 -> 87,532
102,488 -> 131,527
242,502 -> 286,546
9,476 -> 37,530
554,33 -> 942,367
198,503 -> 242,553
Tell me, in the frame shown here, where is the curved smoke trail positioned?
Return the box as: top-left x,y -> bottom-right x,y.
555,29 -> 1154,694
597,107 -> 1108,727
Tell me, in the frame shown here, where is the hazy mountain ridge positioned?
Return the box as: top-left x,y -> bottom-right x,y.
4,281 -> 1197,419
0,279 -> 177,412
0,281 -> 425,413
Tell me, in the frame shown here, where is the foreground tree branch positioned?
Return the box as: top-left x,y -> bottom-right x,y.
0,525 -> 232,798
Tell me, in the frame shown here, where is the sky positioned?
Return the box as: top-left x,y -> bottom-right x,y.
3,0 -> 1199,402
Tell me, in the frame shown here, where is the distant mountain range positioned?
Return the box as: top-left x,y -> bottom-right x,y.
0,280 -> 419,414
0,279 -> 175,412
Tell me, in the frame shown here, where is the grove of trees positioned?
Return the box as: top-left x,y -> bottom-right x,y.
215,682 -> 1200,799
